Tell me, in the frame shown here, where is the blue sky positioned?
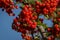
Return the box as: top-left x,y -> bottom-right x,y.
0,7 -> 22,40
0,4 -> 53,40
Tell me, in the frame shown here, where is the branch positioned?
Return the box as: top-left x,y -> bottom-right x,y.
37,26 -> 47,40
31,31 -> 34,40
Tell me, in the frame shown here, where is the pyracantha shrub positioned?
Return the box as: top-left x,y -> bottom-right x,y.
0,0 -> 60,40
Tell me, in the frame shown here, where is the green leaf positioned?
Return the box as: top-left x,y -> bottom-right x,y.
46,32 -> 51,36
42,24 -> 48,29
34,36 -> 40,40
38,0 -> 42,2
37,20 -> 41,26
20,3 -> 25,8
54,12 -> 57,17
44,15 -> 49,19
28,0 -> 35,4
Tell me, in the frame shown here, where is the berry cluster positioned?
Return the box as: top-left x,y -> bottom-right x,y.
47,24 -> 60,38
0,0 -> 60,40
20,5 -> 37,29
57,12 -> 60,16
47,35 -> 55,40
35,0 -> 59,15
21,33 -> 32,40
0,0 -> 18,16
11,0 -> 60,40
52,16 -> 60,23
12,17 -> 27,33
12,5 -> 37,34
56,17 -> 60,22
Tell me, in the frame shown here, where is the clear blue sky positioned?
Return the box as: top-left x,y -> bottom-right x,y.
0,4 -> 53,40
0,7 -> 22,40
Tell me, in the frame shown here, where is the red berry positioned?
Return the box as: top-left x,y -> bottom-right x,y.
47,28 -> 51,32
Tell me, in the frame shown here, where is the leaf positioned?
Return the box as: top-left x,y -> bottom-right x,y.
20,3 -> 25,8
37,19 -> 48,30
34,36 -> 40,40
44,15 -> 49,19
37,20 -> 41,26
53,12 -> 57,17
42,24 -> 48,29
46,32 -> 51,36
38,0 -> 42,2
28,0 -> 35,4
